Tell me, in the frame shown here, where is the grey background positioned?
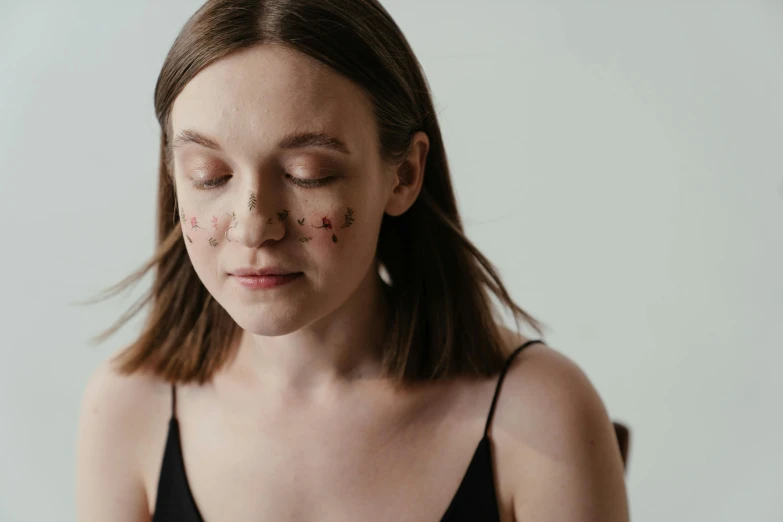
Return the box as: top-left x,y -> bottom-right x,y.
1,1 -> 781,521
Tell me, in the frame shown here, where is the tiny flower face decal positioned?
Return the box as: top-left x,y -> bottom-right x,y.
340,208 -> 354,228
224,212 -> 238,242
305,209 -> 355,245
312,217 -> 332,230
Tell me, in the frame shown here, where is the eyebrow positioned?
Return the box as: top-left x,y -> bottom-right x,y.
171,129 -> 352,155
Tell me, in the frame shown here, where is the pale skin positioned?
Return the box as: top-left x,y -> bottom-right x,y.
76,44 -> 629,522
179,204 -> 354,247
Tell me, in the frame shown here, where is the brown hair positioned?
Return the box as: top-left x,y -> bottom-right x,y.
81,0 -> 547,385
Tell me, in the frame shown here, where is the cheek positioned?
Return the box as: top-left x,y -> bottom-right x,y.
298,205 -> 380,284
295,206 -> 378,293
178,200 -> 364,256
293,206 -> 357,247
179,208 -> 233,250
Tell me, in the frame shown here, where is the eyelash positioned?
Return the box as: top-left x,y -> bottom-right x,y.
194,173 -> 335,190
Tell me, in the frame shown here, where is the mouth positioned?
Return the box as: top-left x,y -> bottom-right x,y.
230,272 -> 304,290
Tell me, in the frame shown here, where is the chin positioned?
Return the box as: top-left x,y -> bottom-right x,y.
233,315 -> 305,337
223,300 -> 310,337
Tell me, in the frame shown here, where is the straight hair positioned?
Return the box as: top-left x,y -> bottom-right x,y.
81,0 -> 547,385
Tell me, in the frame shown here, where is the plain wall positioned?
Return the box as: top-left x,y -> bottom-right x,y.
1,1 -> 781,520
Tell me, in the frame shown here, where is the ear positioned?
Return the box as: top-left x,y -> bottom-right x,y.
384,131 -> 429,217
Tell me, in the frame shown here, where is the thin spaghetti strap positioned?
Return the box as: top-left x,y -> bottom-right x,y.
483,339 -> 545,436
170,383 -> 177,420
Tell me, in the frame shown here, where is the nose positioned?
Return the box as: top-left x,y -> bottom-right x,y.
230,187 -> 286,247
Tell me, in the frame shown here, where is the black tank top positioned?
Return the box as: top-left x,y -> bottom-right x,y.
151,339 -> 545,521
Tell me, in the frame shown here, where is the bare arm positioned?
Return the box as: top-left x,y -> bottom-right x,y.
501,345 -> 630,522
75,360 -> 152,522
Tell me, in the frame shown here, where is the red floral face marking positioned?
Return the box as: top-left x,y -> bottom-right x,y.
307,209 -> 355,244
312,217 -> 332,230
190,217 -> 204,230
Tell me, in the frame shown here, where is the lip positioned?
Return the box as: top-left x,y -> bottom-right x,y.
231,267 -> 298,277
231,273 -> 303,289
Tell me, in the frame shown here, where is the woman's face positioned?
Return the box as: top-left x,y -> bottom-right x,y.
169,44 -> 413,336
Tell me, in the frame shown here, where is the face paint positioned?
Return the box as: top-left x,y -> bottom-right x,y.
340,207 -> 355,228
224,212 -> 238,242
312,216 -> 337,243
311,217 -> 332,230
308,207 -> 356,242
180,210 -> 225,246
183,206 -> 355,248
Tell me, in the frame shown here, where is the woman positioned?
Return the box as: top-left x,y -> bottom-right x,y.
76,0 -> 630,520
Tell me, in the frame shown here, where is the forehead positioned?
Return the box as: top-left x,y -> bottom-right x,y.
170,44 -> 376,158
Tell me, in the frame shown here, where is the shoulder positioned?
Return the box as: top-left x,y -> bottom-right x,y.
79,356 -> 170,419
490,338 -> 630,521
76,355 -> 170,521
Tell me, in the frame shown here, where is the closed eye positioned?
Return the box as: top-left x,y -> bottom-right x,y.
193,174 -> 337,190
284,173 -> 337,188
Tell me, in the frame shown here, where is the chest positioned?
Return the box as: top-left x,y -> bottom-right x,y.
185,431 -> 469,520
145,379 -> 517,522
